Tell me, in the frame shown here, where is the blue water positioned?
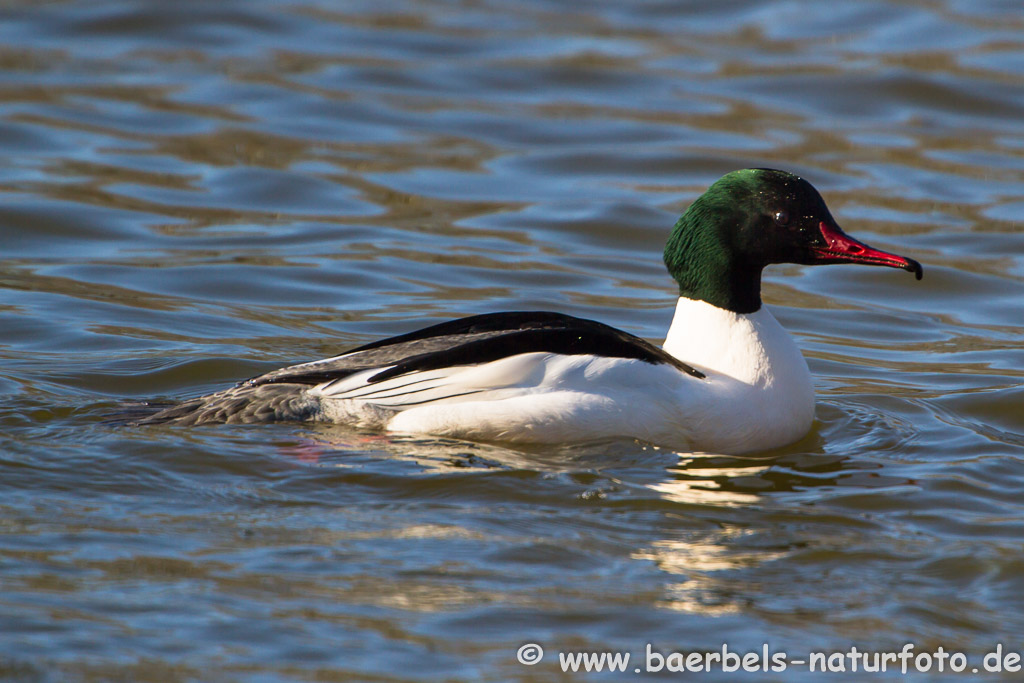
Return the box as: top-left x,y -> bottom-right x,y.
1,1 -> 1023,680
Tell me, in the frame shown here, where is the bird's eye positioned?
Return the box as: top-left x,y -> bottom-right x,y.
773,210 -> 790,226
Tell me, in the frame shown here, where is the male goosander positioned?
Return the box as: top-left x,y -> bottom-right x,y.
140,169 -> 922,453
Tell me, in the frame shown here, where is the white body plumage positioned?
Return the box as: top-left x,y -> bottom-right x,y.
309,298 -> 815,453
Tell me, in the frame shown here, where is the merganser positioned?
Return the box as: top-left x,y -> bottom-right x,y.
140,169 -> 922,453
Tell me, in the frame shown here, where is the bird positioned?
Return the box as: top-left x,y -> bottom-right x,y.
138,168 -> 922,454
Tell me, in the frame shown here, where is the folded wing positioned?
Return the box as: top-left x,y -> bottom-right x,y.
138,311 -> 703,425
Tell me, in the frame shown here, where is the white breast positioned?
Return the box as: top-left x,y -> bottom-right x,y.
659,297 -> 815,453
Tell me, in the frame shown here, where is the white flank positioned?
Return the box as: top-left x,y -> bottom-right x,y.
309,297 -> 815,454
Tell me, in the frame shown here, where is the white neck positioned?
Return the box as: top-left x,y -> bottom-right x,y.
663,296 -> 812,392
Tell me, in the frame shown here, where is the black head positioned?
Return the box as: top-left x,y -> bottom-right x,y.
663,168 -> 922,313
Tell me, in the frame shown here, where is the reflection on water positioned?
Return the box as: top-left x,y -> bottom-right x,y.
651,459 -> 768,507
0,0 -> 1023,679
635,530 -> 788,617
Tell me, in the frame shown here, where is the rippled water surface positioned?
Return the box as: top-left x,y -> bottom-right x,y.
1,1 -> 1023,680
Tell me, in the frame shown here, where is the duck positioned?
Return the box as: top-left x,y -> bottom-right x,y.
139,168 -> 922,454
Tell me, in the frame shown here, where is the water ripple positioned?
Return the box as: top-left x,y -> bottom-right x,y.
0,0 -> 1022,679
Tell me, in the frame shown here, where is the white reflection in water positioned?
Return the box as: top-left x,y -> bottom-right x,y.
649,457 -> 769,507
633,529 -> 788,616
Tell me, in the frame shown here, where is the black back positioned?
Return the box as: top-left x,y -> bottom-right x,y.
247,311 -> 704,388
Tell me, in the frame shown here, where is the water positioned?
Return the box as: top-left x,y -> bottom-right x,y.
1,0 -> 1022,680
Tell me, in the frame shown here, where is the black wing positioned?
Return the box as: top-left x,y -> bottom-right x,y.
247,311 -> 704,388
